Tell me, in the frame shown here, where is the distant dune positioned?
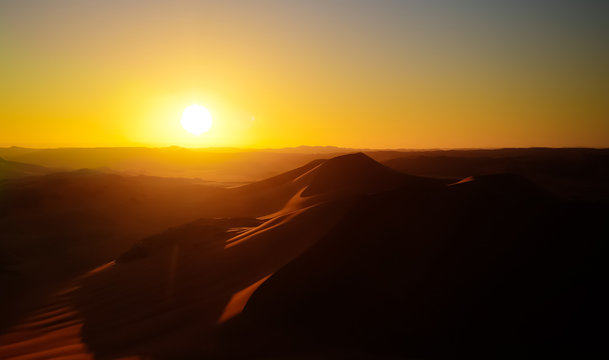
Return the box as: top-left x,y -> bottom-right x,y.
2,146 -> 607,189
0,146 -> 355,183
0,151 -> 607,359
0,157 -> 55,179
380,148 -> 609,201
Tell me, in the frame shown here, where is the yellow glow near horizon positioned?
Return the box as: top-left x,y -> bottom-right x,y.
181,105 -> 212,136
1,2 -> 608,149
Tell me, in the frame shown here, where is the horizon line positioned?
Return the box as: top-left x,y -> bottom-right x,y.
1,144 -> 608,151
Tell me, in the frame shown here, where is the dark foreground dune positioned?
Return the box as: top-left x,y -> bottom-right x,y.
0,152 -> 607,359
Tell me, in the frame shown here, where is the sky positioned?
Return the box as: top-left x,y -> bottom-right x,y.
1,0 -> 608,149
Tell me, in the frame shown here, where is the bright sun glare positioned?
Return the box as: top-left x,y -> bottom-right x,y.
181,104 -> 212,136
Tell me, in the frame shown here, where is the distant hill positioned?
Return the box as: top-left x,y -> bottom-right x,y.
0,146 -> 353,182
2,146 -> 607,184
0,157 -> 54,179
380,148 -> 609,201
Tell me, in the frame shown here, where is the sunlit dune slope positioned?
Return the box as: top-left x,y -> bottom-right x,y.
0,284 -> 93,360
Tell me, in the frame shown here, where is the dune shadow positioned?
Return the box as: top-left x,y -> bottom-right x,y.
221,177 -> 608,358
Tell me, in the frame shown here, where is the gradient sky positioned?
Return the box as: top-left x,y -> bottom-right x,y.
1,0 -> 608,148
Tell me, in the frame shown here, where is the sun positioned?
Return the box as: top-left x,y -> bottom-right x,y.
180,104 -> 212,135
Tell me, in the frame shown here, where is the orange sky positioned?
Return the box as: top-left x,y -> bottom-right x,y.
1,0 -> 608,149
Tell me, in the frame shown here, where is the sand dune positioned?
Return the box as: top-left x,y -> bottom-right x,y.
66,153 -> 407,358
1,153 -> 401,358
0,282 -> 92,360
229,174 -> 607,358
0,146 -> 352,183
0,157 -> 55,180
1,152 -> 607,359
382,148 -> 609,201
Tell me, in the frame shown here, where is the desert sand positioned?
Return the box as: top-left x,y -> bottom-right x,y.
1,152 -> 607,359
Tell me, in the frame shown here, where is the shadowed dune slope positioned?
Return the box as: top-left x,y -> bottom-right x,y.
0,170 -> 238,336
228,175 -> 608,359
